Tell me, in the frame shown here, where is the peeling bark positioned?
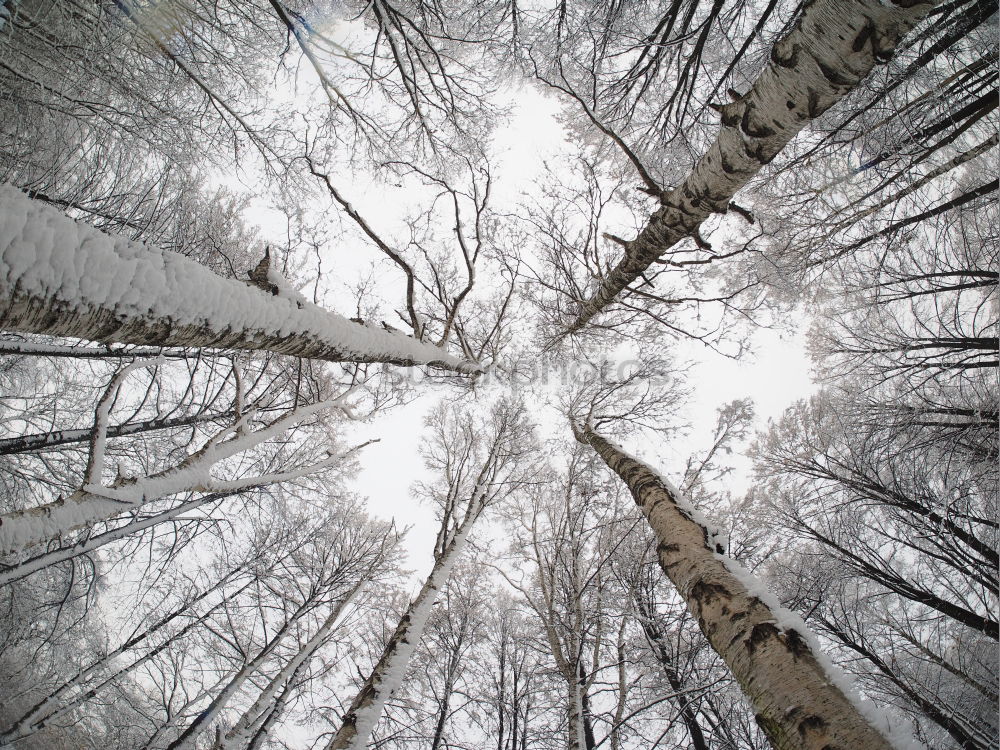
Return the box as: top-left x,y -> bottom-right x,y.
575,424 -> 902,750
566,0 -> 936,332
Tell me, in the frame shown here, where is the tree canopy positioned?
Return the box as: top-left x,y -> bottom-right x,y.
0,1 -> 995,749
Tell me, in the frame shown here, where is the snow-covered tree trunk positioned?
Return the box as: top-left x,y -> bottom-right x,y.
219,582 -> 365,749
166,598 -> 315,750
566,680 -> 590,750
566,0 -> 935,332
0,398 -> 359,557
0,491 -> 234,586
574,424 -> 903,750
0,573 -> 255,746
0,186 -> 481,373
325,502 -> 481,750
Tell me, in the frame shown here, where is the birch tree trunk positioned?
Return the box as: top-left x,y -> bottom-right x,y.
325,504 -> 480,750
0,411 -> 228,456
166,599 -> 315,750
566,0 -> 935,332
0,186 -> 481,374
0,492 -> 237,586
0,576 -> 257,746
574,424 -> 902,750
218,582 -> 364,749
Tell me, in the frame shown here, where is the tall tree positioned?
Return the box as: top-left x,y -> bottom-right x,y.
0,187 -> 482,374
326,399 -> 535,748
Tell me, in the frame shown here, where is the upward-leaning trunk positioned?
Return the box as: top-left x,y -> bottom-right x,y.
219,582 -> 365,749
566,0 -> 935,332
325,503 -> 480,750
574,424 -> 902,750
0,186 -> 481,374
166,599 -> 314,750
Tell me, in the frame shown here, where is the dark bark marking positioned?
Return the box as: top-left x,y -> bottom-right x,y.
740,108 -> 777,139
852,20 -> 873,52
797,714 -> 828,738
745,622 -> 780,654
815,57 -> 859,87
690,580 -> 730,607
783,628 -> 810,658
771,40 -> 800,67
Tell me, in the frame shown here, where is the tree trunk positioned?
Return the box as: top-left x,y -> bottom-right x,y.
0,411 -> 228,456
574,424 -> 901,750
0,399 -> 348,557
325,502 -> 480,749
219,582 -> 364,749
0,570 -> 251,744
0,186 -> 480,374
566,0 -> 935,332
166,599 -> 313,750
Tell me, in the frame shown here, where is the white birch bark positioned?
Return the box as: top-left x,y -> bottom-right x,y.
0,575 -> 256,746
166,599 -> 314,750
325,496 -> 483,750
567,681 -> 588,750
0,492 -> 229,586
566,0 -> 935,332
0,399 -> 360,556
0,185 -> 481,374
574,423 -> 909,750
218,582 -> 364,749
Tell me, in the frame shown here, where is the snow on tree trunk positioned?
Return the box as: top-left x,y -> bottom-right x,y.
566,0 -> 935,332
567,681 -> 589,750
325,503 -> 481,750
0,186 -> 481,373
0,399 -> 348,557
166,600 -> 313,750
575,424 -> 912,750
0,574 -> 255,745
0,493 -> 228,586
219,582 -> 365,749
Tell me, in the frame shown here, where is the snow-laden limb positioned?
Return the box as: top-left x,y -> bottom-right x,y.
0,398 -> 366,558
0,493 -> 227,587
0,186 -> 482,374
326,492 -> 484,750
574,423 -> 923,750
565,0 -> 935,332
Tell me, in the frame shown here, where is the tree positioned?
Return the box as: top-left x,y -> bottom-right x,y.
750,389 -> 998,747
325,399 -> 535,748
2,0 -> 995,746
0,187 -> 482,374
551,0 -> 937,333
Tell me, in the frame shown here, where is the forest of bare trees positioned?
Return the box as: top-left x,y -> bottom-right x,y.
0,0 -> 995,749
